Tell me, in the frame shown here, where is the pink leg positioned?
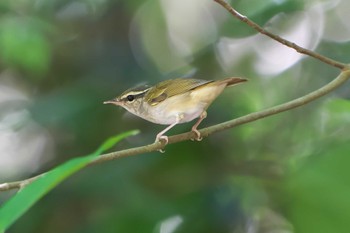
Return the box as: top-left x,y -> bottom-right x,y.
156,122 -> 177,144
191,111 -> 207,141
155,114 -> 183,144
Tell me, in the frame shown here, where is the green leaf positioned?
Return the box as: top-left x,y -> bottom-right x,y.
0,130 -> 139,232
95,130 -> 139,154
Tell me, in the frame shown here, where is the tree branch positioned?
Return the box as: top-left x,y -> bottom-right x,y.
0,175 -> 44,192
1,0 -> 350,192
90,69 -> 350,163
213,0 -> 348,70
2,69 -> 349,192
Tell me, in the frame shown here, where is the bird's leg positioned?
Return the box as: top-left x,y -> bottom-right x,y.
155,114 -> 183,145
155,123 -> 176,145
191,111 -> 207,141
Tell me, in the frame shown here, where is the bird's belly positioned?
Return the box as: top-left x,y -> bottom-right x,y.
146,95 -> 208,125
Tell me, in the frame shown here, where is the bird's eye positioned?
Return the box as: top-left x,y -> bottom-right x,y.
126,95 -> 135,102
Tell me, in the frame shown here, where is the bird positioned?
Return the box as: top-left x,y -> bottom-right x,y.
104,77 -> 247,144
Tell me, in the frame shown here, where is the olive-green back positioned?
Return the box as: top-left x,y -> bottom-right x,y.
145,78 -> 212,105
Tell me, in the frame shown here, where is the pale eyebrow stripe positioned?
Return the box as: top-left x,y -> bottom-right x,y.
120,88 -> 150,100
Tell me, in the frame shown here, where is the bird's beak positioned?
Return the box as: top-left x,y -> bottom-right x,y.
103,99 -> 121,106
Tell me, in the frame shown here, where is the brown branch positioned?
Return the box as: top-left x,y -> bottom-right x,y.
90,69 -> 350,162
0,175 -> 44,192
214,0 -> 348,70
1,1 -> 350,192
2,69 -> 349,192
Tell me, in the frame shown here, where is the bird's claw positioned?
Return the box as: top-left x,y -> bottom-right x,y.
191,129 -> 203,141
158,148 -> 166,153
156,135 -> 169,144
155,135 -> 168,153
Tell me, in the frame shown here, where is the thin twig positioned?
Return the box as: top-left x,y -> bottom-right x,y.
0,175 -> 44,192
213,0 -> 348,70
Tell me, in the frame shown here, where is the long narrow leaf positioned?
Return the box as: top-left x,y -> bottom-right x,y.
0,130 -> 139,231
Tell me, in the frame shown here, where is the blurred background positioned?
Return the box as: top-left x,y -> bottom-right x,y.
1,0 -> 350,232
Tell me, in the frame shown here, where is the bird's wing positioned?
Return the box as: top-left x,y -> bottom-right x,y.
145,78 -> 212,106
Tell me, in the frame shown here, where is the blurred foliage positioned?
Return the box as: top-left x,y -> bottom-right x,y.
285,143 -> 350,233
0,16 -> 51,77
0,0 -> 349,232
219,0 -> 305,37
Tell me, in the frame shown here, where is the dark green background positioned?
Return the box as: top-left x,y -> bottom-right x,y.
1,0 -> 350,232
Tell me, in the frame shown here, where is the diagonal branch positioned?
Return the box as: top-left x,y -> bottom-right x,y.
214,0 -> 348,70
0,175 -> 43,192
90,69 -> 350,163
2,69 -> 349,192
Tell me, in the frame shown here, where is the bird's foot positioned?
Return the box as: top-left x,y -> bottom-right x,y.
155,135 -> 168,153
191,129 -> 203,141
